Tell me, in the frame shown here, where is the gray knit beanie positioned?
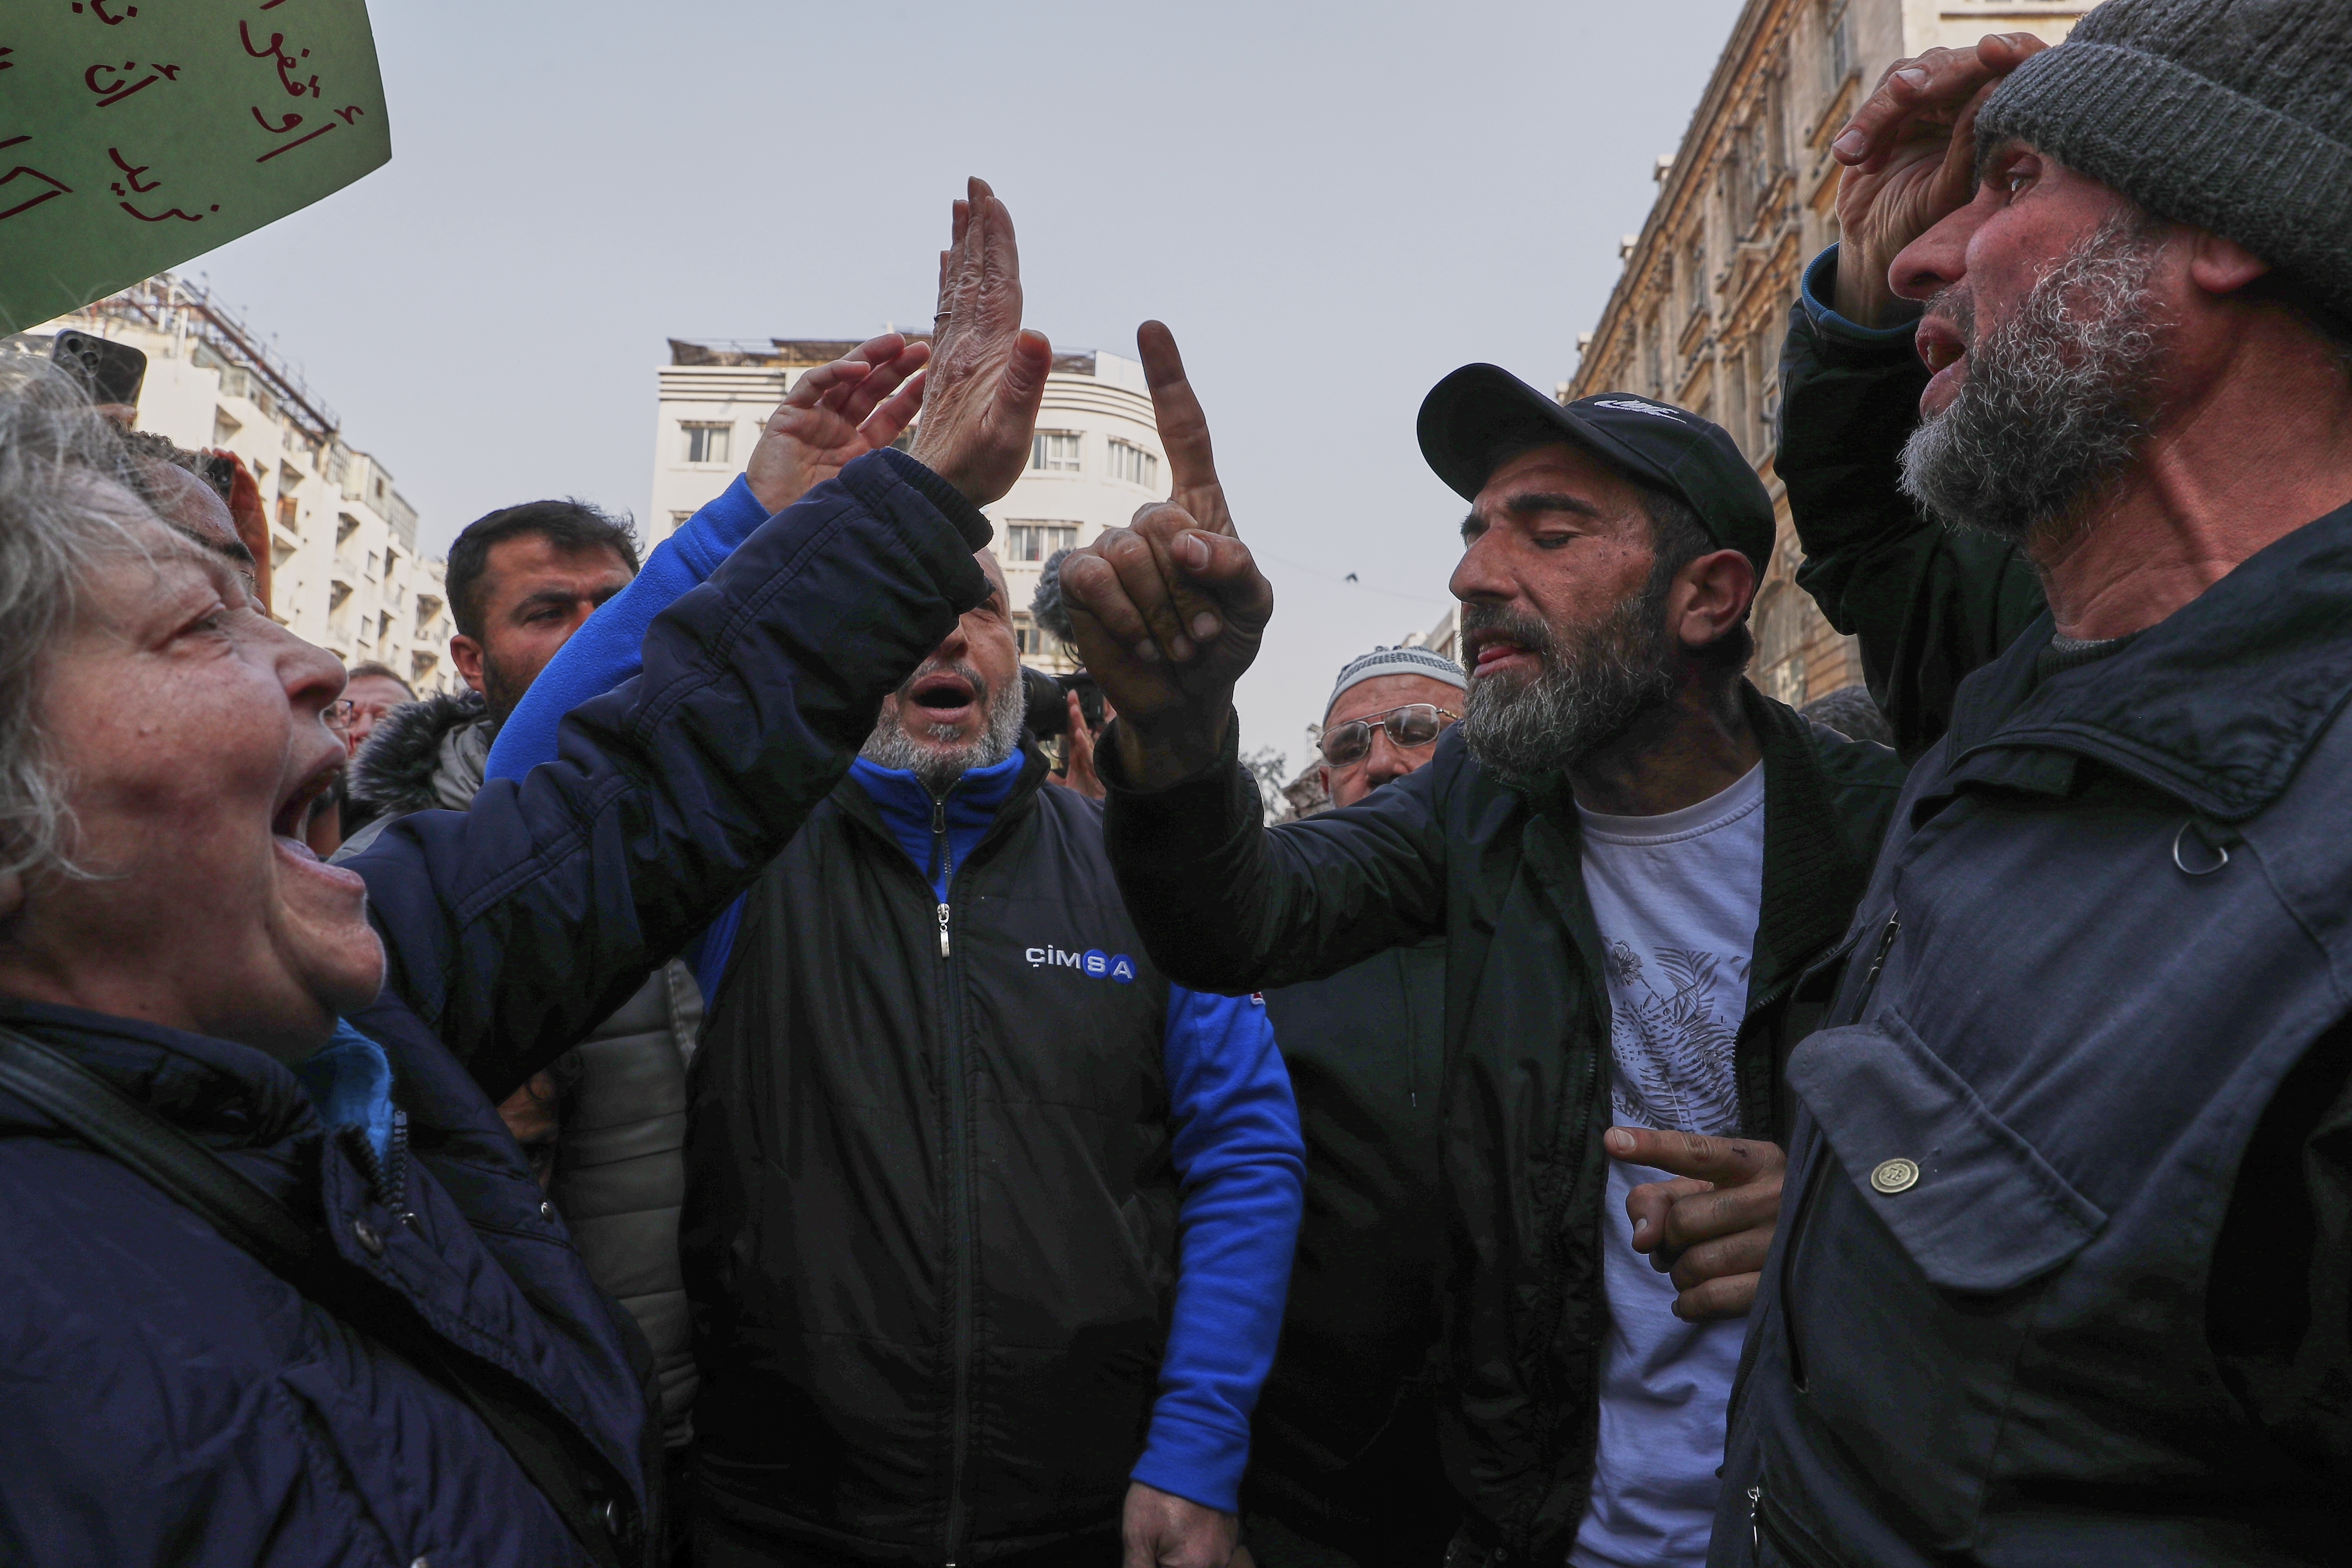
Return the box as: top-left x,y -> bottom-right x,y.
1976,0 -> 2352,320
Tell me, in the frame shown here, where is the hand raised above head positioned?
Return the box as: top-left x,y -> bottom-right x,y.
1060,323 -> 1273,791
745,332 -> 929,514
907,176 -> 1054,507
1828,31 -> 2047,327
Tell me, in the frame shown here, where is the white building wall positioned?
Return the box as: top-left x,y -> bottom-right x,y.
20,280 -> 458,694
651,345 -> 1171,671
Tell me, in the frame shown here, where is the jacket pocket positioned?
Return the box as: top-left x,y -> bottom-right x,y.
1785,1011 -> 2105,1293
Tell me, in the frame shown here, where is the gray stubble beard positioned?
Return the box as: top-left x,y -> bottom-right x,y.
1456,579 -> 1679,792
860,662 -> 1026,795
1898,213 -> 2172,558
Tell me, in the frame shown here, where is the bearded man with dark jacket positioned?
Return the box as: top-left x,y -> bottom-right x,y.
1055,328 -> 1906,1568
1705,8 -> 2352,1563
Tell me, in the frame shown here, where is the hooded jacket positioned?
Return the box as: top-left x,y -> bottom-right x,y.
338,654 -> 706,1446
0,448 -> 995,1564
1101,687 -> 1906,1564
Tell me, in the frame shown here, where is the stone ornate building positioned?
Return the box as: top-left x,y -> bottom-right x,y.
1568,0 -> 2092,708
650,338 -> 1170,671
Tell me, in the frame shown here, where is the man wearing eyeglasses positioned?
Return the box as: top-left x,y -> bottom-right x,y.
1062,356 -> 1911,1568
1241,648 -> 1464,1568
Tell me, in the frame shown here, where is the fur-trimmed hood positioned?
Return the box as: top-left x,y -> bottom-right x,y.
348,689 -> 494,821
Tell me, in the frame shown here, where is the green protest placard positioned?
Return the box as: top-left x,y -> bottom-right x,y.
0,1 -> 391,332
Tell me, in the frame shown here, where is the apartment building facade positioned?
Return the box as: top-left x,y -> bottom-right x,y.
24,275 -> 458,693
651,337 -> 1171,669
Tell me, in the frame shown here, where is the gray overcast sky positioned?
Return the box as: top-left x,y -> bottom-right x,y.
191,0 -> 1747,766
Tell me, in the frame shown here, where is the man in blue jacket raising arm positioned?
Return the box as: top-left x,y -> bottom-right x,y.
487,309 -> 1305,1565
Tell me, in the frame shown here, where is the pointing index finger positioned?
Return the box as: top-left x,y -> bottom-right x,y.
1136,321 -> 1232,537
1605,1126 -> 1774,1185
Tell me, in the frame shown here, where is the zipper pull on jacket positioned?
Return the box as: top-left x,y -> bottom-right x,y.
938,902 -> 951,958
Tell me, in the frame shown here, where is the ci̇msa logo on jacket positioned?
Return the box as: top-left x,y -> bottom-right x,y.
1027,945 -> 1138,984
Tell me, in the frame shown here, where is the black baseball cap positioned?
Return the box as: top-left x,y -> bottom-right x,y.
1416,364 -> 1776,579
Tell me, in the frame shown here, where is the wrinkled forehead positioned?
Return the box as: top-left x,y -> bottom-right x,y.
70,474 -> 227,609
1470,439 -> 1648,523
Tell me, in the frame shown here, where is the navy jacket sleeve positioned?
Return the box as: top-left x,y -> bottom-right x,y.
1780,244 -> 2047,760
1099,718 -> 1452,996
347,449 -> 991,1098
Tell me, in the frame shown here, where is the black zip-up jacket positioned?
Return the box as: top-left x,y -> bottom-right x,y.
1101,686 -> 1905,1564
682,750 -> 1294,1563
1250,940 -> 1457,1564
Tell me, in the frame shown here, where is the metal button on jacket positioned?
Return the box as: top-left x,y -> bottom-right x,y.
351,1218 -> 385,1256
1870,1158 -> 1920,1195
539,1200 -> 555,1221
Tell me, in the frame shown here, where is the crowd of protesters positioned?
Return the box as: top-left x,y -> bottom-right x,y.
2,2 -> 2350,1564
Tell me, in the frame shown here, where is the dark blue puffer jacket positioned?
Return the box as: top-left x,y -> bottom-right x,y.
0,450 -> 993,1566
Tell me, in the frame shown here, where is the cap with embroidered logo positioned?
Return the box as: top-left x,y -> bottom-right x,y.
1416,363 -> 1776,579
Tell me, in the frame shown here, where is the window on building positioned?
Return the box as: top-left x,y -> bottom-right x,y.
1108,439 -> 1159,489
364,551 -> 379,581
1688,240 -> 1708,316
1030,431 -> 1082,472
1005,523 -> 1078,563
1014,612 -> 1052,658
682,422 -> 732,465
1825,0 -> 1853,88
1644,312 -> 1666,396
671,511 -> 695,533
212,407 -> 242,447
277,495 -> 298,532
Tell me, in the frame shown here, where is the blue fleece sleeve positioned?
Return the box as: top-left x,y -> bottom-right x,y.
481,473 -> 773,995
1799,243 -> 1924,345
1131,986 -> 1304,1514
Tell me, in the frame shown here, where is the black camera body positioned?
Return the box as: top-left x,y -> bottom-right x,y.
1021,666 -> 1105,740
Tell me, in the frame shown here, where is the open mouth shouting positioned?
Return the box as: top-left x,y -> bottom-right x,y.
271,753 -> 365,895
906,666 -> 982,730
1916,314 -> 1971,415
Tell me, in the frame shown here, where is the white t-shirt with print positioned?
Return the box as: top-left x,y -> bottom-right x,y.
1568,762 -> 1765,1568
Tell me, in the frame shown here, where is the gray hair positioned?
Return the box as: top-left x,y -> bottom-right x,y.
0,353 -> 162,887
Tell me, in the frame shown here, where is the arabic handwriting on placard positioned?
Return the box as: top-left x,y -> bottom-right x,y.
0,137 -> 74,223
256,125 -> 335,164
107,146 -> 158,192
119,202 -> 214,222
237,23 -> 319,99
85,60 -> 180,109
252,107 -> 303,134
72,2 -> 141,24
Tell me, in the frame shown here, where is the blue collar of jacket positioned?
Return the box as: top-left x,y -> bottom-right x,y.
847,744 -> 1036,899
1932,501 -> 2352,822
0,998 -> 398,1159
